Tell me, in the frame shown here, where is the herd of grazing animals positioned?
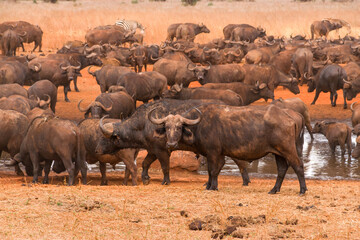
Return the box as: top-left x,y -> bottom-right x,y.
0,18 -> 360,194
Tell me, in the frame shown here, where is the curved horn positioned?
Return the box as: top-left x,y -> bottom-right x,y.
44,94 -> 51,105
99,115 -> 114,138
204,61 -> 211,70
19,31 -> 27,37
184,47 -> 197,53
265,40 -> 275,45
87,66 -> 96,76
148,107 -> 167,125
180,108 -> 202,125
304,72 -> 309,79
97,101 -> 113,112
351,102 -> 357,112
60,63 -> 70,70
77,99 -> 93,112
73,61 -> 81,69
343,79 -> 352,85
150,54 -> 160,61
187,62 -> 197,71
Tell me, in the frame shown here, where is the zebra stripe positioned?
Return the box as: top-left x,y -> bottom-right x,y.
115,20 -> 145,34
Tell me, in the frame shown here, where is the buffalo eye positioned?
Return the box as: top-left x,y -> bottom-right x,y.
183,127 -> 192,136
155,127 -> 166,135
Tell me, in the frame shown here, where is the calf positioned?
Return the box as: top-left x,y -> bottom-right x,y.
312,121 -> 352,159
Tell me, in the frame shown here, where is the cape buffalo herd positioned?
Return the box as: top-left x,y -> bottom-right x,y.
1,18 -> 360,195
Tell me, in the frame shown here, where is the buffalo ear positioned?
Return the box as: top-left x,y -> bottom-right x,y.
182,126 -> 195,144
153,127 -> 166,138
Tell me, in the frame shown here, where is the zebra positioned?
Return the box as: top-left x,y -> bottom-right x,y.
115,19 -> 145,34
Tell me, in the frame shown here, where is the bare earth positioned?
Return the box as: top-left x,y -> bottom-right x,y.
0,0 -> 360,239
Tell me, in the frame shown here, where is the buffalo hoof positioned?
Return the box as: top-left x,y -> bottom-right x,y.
161,180 -> 170,185
242,182 -> 249,186
268,188 -> 279,194
65,99 -> 70,102
42,179 -> 49,184
344,106 -> 348,109
122,181 -> 128,186
16,169 -> 25,176
142,176 -> 150,185
100,180 -> 108,186
310,102 -> 315,105
207,187 -> 218,191
67,88 -> 72,92
75,89 -> 80,92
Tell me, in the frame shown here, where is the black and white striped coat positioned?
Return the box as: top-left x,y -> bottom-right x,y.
115,19 -> 145,34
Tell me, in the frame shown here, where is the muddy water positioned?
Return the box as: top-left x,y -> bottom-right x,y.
1,121 -> 359,180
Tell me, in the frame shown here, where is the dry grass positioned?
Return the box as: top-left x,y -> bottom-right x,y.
0,171 -> 359,239
0,0 -> 359,50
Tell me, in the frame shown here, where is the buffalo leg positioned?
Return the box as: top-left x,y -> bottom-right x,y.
29,152 -> 40,183
99,162 -> 108,186
311,89 -> 321,105
268,155 -> 289,194
61,156 -> 75,185
157,151 -> 171,185
21,42 -> 25,52
73,76 -> 79,92
141,153 -> 157,185
63,84 -> 70,102
43,160 -> 51,184
207,155 -> 225,191
122,152 -> 137,186
233,159 -> 250,186
343,89 -> 348,109
288,160 -> 307,195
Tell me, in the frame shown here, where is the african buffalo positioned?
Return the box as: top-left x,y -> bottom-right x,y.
85,25 -> 135,47
243,64 -> 300,94
0,109 -> 29,176
2,21 -> 43,52
11,116 -> 87,185
224,24 -> 266,42
153,58 -> 197,87
245,42 -> 283,65
116,71 -> 167,103
291,48 -> 313,85
129,45 -> 147,72
163,84 -> 243,106
311,19 -> 346,39
0,95 -> 46,115
0,60 -> 30,85
0,83 -> 27,98
272,97 -> 314,139
78,88 -> 135,119
144,104 -> 307,194
202,81 -> 274,105
350,102 -> 360,127
0,29 -> 26,56
307,64 -> 348,108
87,65 -> 132,93
167,23 -> 210,42
312,121 -> 352,159
48,52 -> 103,92
96,99 -> 252,186
190,63 -> 245,85
28,58 -> 82,102
27,80 -> 57,113
79,119 -> 138,185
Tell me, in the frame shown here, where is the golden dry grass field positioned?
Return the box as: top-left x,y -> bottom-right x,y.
0,0 -> 360,239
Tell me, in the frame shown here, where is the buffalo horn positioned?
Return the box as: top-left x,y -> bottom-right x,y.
148,107 -> 167,125
180,107 -> 202,125
99,115 -> 114,138
187,63 -> 197,71
351,101 -> 357,112
87,66 -> 96,76
60,63 -> 70,70
97,101 -> 113,112
77,99 -> 92,112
